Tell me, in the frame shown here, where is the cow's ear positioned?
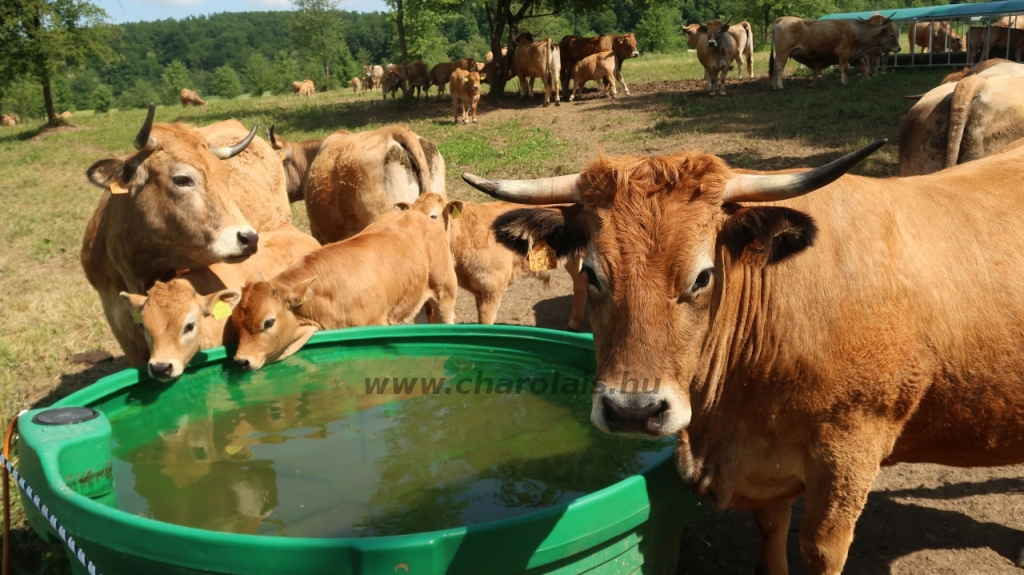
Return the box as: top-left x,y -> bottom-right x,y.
698,24 -> 708,33
119,292 -> 147,323
394,201 -> 412,211
87,159 -> 128,189
719,206 -> 817,266
202,289 -> 241,317
492,205 -> 588,259
285,276 -> 317,309
245,271 -> 266,287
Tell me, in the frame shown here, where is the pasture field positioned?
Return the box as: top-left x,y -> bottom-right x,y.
3,51 -> 1021,574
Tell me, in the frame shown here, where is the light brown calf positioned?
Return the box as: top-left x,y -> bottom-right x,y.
119,224 -> 320,381
179,88 -> 207,107
227,210 -> 457,370
291,80 -> 315,97
450,67 -> 481,124
351,77 -> 361,93
428,59 -> 476,100
569,50 -> 617,101
1,114 -> 19,126
396,194 -> 587,330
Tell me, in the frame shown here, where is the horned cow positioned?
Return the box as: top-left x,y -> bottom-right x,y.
682,23 -> 753,79
696,20 -> 739,96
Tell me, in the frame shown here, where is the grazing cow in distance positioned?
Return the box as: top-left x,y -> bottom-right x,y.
179,88 -> 207,107
450,66 -> 481,124
899,63 -> 1024,175
569,51 -> 618,101
59,111 -> 72,119
770,16 -> 902,88
865,13 -> 899,75
967,25 -> 1024,64
559,33 -> 640,96
908,21 -> 965,54
682,23 -> 753,79
351,77 -> 361,93
396,193 -> 588,330
697,20 -> 738,96
120,224 -> 320,380
82,105 -> 291,366
0,114 -> 17,126
464,134 -> 1024,575
227,210 -> 458,370
268,125 -> 445,243
513,32 -> 562,106
291,80 -> 315,97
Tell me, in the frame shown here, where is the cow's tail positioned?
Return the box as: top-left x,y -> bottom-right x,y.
769,35 -> 775,84
391,127 -> 433,197
549,42 -> 562,97
946,74 -> 986,168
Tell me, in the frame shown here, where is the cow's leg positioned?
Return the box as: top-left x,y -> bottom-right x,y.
772,53 -> 788,90
517,74 -> 528,98
856,58 -> 869,80
608,73 -> 617,99
839,58 -> 850,84
735,53 -> 744,79
471,96 -> 478,123
452,94 -> 459,124
475,285 -> 504,325
566,257 -> 586,331
614,67 -> 630,95
753,497 -> 796,575
718,68 -> 728,95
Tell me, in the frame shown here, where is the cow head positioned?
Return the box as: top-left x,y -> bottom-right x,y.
682,24 -> 703,48
951,35 -> 966,52
229,273 -> 318,370
396,192 -> 463,237
120,280 -> 241,381
864,13 -> 901,53
613,33 -> 640,59
86,104 -> 260,268
465,140 -> 885,441
700,20 -> 730,48
517,31 -> 535,46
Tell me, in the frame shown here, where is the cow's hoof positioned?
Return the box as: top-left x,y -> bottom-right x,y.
566,324 -> 579,333
555,101 -> 560,106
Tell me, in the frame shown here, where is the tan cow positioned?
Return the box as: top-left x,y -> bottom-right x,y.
770,16 -> 902,89
350,77 -> 361,93
482,48 -> 513,84
568,51 -> 617,101
465,136 -> 1024,575
59,111 -> 72,119
1,114 -> 18,126
179,88 -> 207,107
427,59 -> 477,100
450,67 -> 481,124
865,13 -> 899,75
119,224 -> 320,381
267,125 -> 445,243
291,80 -> 315,97
899,62 -> 1024,175
83,105 -> 291,366
908,21 -> 965,54
968,24 -> 1024,63
381,61 -> 428,99
558,33 -> 641,95
682,23 -> 753,79
226,210 -> 458,370
364,65 -> 384,91
513,32 -> 561,107
396,193 -> 587,330
696,20 -> 739,96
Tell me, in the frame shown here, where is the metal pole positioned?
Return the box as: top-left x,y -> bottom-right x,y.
1006,15 -> 1011,60
911,19 -> 917,66
986,21 -> 992,62
929,20 -> 934,65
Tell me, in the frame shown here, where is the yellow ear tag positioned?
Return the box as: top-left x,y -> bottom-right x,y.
279,151 -> 287,161
738,237 -> 770,267
131,309 -> 143,325
225,445 -> 243,455
528,240 -> 558,272
212,300 -> 233,320
450,205 -> 462,219
109,181 -> 128,195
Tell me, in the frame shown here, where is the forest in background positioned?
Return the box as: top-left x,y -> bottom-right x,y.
2,0 -> 951,119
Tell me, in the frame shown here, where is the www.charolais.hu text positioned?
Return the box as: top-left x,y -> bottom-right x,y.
364,372 -> 662,395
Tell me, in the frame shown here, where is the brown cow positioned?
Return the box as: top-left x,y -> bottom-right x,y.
968,24 -> 1024,64
396,193 -> 588,330
227,209 -> 458,370
427,59 -> 477,100
683,23 -> 754,80
83,105 -> 291,366
697,20 -> 739,96
267,125 -> 445,243
1,114 -> 19,126
465,135 -> 1024,574
179,88 -> 207,107
450,67 -> 481,124
865,13 -> 899,75
120,224 -> 320,380
291,80 -> 315,97
908,21 -> 965,54
381,61 -> 428,100
350,77 -> 361,93
558,33 -> 640,96
569,50 -> 618,101
513,32 -> 562,107
899,62 -> 1024,175
770,16 -> 902,89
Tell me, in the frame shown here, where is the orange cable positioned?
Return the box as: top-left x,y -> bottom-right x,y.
2,413 -> 20,575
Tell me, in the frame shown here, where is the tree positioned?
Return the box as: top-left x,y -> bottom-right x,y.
0,0 -> 32,115
160,59 -> 192,106
117,78 -> 159,109
291,0 -> 345,91
90,83 -> 112,112
69,70 -> 98,110
11,0 -> 121,124
272,50 -> 300,93
634,5 -> 681,52
210,64 -> 243,99
243,52 -> 275,96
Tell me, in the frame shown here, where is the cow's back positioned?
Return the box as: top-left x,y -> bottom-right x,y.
194,121 -> 291,233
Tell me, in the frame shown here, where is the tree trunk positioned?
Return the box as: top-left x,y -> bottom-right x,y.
42,74 -> 56,125
324,60 -> 330,91
396,0 -> 411,99
486,0 -> 534,98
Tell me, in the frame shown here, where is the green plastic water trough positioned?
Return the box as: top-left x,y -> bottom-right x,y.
16,325 -> 699,575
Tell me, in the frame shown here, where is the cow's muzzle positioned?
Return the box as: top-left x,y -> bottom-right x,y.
148,360 -> 182,381
602,396 -> 669,436
708,40 -> 717,47
238,230 -> 259,255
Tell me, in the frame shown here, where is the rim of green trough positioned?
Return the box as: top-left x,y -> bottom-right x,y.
27,324 -> 694,575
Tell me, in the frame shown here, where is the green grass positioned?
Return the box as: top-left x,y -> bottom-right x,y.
0,54 -> 955,574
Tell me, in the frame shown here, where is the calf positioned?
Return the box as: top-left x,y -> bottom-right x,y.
770,16 -> 902,89
513,32 -> 562,106
1,114 -> 19,126
697,20 -> 738,96
569,50 -> 617,101
428,59 -> 475,100
119,224 -> 320,381
227,210 -> 457,370
450,67 -> 481,124
351,77 -> 361,93
291,80 -> 315,97
558,33 -> 640,96
179,88 -> 207,107
396,194 -> 587,330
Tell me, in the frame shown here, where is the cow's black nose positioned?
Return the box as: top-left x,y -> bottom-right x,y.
149,362 -> 173,377
238,231 -> 259,254
235,358 -> 251,371
602,397 -> 669,435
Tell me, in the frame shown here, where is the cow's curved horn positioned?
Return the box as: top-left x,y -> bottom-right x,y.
134,103 -> 157,150
461,173 -> 581,204
210,124 -> 258,159
266,125 -> 278,147
722,139 -> 887,203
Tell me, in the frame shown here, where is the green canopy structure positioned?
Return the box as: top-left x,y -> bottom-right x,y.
821,0 -> 1024,21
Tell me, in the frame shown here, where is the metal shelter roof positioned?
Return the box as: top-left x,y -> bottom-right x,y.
820,0 -> 1024,21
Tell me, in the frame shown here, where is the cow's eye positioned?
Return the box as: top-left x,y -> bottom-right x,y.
431,214 -> 438,219
692,268 -> 714,292
172,175 -> 194,187
183,322 -> 196,334
582,265 -> 600,289
263,318 -> 275,331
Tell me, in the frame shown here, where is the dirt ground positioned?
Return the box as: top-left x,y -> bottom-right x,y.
16,72 -> 1024,574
